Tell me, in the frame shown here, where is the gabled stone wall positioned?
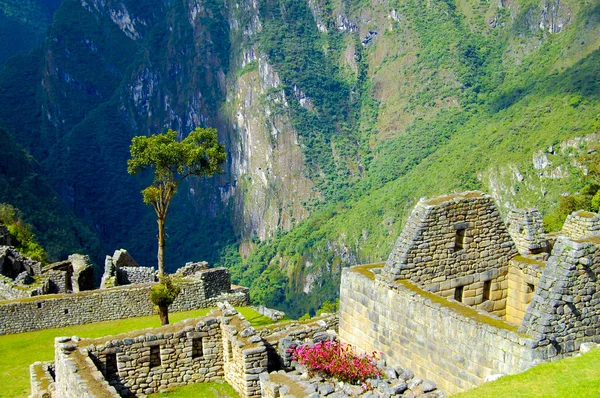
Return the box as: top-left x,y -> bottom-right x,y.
561,211 -> 600,240
506,208 -> 549,256
520,235 -> 600,355
382,192 -> 518,288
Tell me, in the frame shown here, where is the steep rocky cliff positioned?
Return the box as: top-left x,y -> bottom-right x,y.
0,0 -> 598,316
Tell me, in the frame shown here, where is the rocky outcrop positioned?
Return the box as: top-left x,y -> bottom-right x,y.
101,249 -> 155,288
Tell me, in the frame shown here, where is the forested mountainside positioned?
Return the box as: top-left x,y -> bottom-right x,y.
0,0 -> 598,316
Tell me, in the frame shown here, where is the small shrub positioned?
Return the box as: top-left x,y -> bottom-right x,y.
150,276 -> 181,307
292,340 -> 380,386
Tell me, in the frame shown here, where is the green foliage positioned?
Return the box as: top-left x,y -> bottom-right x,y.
149,276 -> 181,307
128,127 -> 226,275
316,299 -> 339,315
0,203 -> 47,262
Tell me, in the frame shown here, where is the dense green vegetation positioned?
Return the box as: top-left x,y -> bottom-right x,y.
0,0 -> 63,62
227,0 -> 600,317
0,0 -> 598,316
0,203 -> 47,262
0,125 -> 101,265
0,306 -> 273,398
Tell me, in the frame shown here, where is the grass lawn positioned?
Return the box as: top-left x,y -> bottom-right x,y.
454,349 -> 600,397
148,380 -> 239,398
0,307 -> 273,398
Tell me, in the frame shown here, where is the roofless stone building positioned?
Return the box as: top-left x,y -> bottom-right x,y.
339,191 -> 600,394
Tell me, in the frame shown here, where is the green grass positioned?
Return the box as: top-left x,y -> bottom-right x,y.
454,349 -> 600,397
0,307 -> 272,398
149,380 -> 239,398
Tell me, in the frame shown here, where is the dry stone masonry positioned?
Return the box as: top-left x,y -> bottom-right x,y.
31,304 -> 342,398
340,191 -> 600,394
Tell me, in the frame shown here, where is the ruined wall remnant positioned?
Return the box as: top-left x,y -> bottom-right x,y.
561,211 -> 600,240
339,266 -> 544,394
100,249 -> 155,288
40,305 -> 338,398
382,191 -> 518,286
520,235 -> 600,355
340,191 -> 600,394
0,267 -> 249,335
0,225 -> 10,246
506,208 -> 549,256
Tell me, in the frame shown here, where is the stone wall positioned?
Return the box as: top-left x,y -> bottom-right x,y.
561,211 -> 600,240
116,266 -> 156,285
86,315 -> 225,396
506,257 -> 544,325
30,361 -> 55,398
54,337 -> 119,398
0,225 -> 10,245
339,266 -> 546,394
506,208 -> 549,256
45,306 -> 338,398
520,235 -> 600,355
382,192 -> 518,289
0,268 -> 249,335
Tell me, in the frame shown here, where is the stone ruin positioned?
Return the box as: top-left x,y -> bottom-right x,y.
30,301 -> 445,398
0,246 -> 94,300
339,191 -> 600,394
0,246 -> 250,335
100,249 -> 156,288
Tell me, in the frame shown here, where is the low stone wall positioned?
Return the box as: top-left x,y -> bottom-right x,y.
86,315 -> 225,396
30,361 -> 55,398
54,337 -> 119,398
0,274 -> 31,300
339,266 -> 547,394
561,211 -> 600,239
0,269 -> 249,335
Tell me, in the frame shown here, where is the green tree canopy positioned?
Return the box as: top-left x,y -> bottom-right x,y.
128,127 -> 226,325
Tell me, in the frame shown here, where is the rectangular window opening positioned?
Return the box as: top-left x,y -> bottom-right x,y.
64,308 -> 69,315
37,302 -> 43,309
526,283 -> 535,294
227,340 -> 233,361
483,280 -> 491,301
192,338 -> 203,359
149,345 -> 161,368
106,353 -> 117,375
454,285 -> 464,303
454,227 -> 466,252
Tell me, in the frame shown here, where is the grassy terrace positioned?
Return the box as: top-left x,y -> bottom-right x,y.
0,307 -> 272,398
454,348 -> 600,398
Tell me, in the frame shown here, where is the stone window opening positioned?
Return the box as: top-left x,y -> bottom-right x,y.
483,280 -> 492,301
149,345 -> 161,368
192,338 -> 203,359
226,339 -> 233,361
454,285 -> 464,302
64,308 -> 69,315
454,224 -> 468,252
105,353 -> 117,375
37,302 -> 42,309
526,283 -> 535,304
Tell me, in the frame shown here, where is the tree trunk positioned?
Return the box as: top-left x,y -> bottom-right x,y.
157,216 -> 165,279
158,304 -> 169,325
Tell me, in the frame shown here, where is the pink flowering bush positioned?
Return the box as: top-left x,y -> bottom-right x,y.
292,340 -> 381,385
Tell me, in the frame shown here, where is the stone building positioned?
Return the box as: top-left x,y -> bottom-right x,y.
30,304 -> 339,398
340,191 -> 600,394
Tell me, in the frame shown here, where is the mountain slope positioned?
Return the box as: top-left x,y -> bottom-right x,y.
0,0 -> 597,316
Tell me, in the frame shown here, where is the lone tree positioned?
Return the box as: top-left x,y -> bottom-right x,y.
128,127 -> 226,324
